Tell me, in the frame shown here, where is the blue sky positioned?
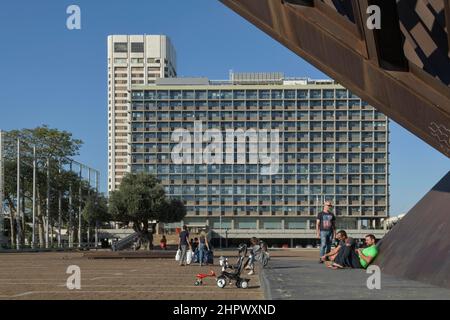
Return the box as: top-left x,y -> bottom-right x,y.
0,0 -> 448,215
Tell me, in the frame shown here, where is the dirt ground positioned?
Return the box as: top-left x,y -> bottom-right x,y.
0,249 -> 317,300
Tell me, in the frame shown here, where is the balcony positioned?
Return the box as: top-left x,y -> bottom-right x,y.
284,177 -> 296,184
223,210 -> 234,217
349,177 -> 361,184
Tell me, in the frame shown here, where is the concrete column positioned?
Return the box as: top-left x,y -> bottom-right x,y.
256,218 -> 260,230
306,219 -> 310,230
290,238 -> 294,248
281,219 -> 285,230
231,218 -> 235,230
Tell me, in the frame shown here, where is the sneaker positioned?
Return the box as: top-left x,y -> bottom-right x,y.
319,260 -> 324,264
247,270 -> 254,275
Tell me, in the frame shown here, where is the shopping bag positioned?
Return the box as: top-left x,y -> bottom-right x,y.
206,250 -> 214,264
186,249 -> 193,264
175,249 -> 181,261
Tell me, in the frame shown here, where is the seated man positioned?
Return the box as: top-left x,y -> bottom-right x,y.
321,230 -> 347,263
329,234 -> 378,269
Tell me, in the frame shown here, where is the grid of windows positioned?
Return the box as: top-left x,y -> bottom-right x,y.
108,36 -> 177,192
130,86 -> 389,220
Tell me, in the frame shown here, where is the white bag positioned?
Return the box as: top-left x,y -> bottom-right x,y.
175,249 -> 181,261
186,249 -> 193,264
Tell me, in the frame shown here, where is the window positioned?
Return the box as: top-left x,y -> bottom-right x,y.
310,90 -> 322,99
183,91 -> 195,99
114,42 -> 128,53
336,89 -> 348,99
287,220 -> 307,229
131,42 -> 144,52
322,89 -> 334,99
263,221 -> 282,229
375,186 -> 386,195
297,90 -> 308,99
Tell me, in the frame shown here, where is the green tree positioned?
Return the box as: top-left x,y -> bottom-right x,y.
2,126 -> 85,248
108,172 -> 186,250
160,198 -> 187,223
82,192 -> 108,246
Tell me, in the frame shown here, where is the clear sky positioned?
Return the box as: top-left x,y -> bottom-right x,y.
0,0 -> 448,216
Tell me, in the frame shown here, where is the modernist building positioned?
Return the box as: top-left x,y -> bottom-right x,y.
128,73 -> 389,243
107,35 -> 177,192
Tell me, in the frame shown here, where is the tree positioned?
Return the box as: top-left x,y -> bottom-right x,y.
160,198 -> 187,223
2,126 -> 84,248
108,173 -> 186,250
82,192 -> 108,247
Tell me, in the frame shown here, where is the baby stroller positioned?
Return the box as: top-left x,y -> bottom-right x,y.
216,244 -> 251,289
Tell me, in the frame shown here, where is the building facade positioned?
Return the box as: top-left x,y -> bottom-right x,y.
127,73 -> 389,242
107,35 -> 177,192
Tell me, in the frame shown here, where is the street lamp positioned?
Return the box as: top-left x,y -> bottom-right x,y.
219,214 -> 222,249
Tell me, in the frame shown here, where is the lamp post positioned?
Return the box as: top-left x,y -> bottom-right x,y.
32,146 -> 36,249
219,214 -> 222,249
16,139 -> 21,250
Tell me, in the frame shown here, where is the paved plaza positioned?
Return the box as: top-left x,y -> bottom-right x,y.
1,249 -> 449,300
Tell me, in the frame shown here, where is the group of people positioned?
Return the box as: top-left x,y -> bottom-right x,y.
176,225 -> 268,276
176,201 -> 378,271
317,201 -> 379,269
177,225 -> 211,267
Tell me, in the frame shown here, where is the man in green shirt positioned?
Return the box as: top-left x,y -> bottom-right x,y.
356,234 -> 378,269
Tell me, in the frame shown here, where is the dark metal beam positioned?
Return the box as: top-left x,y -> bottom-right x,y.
219,0 -> 450,157
445,0 -> 450,56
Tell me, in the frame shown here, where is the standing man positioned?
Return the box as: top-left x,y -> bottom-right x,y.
178,225 -> 191,266
316,201 -> 336,263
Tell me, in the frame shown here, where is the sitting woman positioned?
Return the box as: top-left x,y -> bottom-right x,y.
329,234 -> 378,269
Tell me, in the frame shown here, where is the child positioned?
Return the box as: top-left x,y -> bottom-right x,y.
160,235 -> 167,250
246,237 -> 263,275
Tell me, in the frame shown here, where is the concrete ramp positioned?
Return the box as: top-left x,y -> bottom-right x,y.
377,171 -> 450,289
112,232 -> 139,251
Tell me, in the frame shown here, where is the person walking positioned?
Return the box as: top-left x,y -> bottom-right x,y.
316,201 -> 336,263
178,225 -> 191,266
198,234 -> 210,266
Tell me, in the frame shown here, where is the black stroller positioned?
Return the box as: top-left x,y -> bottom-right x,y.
216,244 -> 251,289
